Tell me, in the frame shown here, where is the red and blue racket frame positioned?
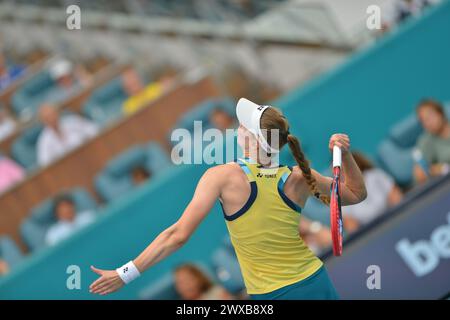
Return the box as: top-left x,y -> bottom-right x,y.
330,146 -> 343,256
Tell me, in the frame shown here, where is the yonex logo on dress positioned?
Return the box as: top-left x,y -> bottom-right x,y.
257,173 -> 276,178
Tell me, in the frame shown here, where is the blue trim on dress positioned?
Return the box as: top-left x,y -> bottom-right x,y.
223,181 -> 258,221
277,172 -> 302,213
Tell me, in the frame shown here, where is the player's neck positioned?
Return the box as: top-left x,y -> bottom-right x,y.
243,150 -> 279,168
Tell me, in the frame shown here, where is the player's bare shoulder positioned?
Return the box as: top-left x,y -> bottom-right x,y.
205,162 -> 244,184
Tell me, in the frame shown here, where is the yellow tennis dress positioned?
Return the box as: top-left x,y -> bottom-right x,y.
222,158 -> 323,295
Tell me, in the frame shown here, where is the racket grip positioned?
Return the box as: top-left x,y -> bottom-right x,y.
333,145 -> 342,168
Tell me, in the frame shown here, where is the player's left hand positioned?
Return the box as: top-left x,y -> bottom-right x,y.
329,133 -> 350,154
89,266 -> 124,295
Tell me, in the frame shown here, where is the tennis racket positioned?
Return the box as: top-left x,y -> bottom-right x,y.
330,145 -> 343,256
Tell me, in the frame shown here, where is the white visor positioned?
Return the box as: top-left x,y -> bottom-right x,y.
236,98 -> 280,153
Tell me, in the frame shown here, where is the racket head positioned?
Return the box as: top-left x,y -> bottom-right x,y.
330,166 -> 343,256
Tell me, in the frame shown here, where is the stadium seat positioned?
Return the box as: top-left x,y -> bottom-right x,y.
0,236 -> 23,268
20,187 -> 97,252
389,114 -> 423,148
377,139 -> 415,187
377,104 -> 450,187
82,76 -> 128,125
10,123 -> 43,171
94,142 -> 171,202
11,71 -> 55,118
302,196 -> 330,226
211,237 -> 245,295
169,97 -> 236,163
170,97 -> 235,141
389,101 -> 450,150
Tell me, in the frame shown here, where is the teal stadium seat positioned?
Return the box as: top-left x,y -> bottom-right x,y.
389,114 -> 424,148
377,103 -> 450,187
20,187 -> 98,252
94,142 -> 171,203
0,236 -> 23,268
11,71 -> 56,118
170,97 -> 236,141
10,123 -> 43,171
82,77 -> 129,126
10,112 -> 76,171
211,236 -> 245,295
169,97 -> 236,163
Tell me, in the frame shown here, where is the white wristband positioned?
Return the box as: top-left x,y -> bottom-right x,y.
116,261 -> 141,284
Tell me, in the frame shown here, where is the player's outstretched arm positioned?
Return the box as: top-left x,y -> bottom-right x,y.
89,167 -> 223,295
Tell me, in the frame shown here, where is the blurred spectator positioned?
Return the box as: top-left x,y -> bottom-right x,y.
131,166 -> 151,186
0,259 -> 9,276
0,155 -> 25,193
414,99 -> 450,184
45,59 -> 90,104
122,67 -> 176,115
174,264 -> 233,300
298,216 -> 332,255
0,107 -> 16,141
382,0 -> 441,31
36,104 -> 99,167
0,53 -> 26,92
343,152 -> 403,233
209,108 -> 237,131
45,194 -> 96,246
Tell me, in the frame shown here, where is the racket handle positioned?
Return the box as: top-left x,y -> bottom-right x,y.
333,145 -> 342,168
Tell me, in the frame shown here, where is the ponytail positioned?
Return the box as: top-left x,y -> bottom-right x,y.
287,134 -> 330,206
258,106 -> 330,205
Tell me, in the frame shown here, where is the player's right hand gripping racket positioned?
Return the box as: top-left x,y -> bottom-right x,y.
330,146 -> 343,256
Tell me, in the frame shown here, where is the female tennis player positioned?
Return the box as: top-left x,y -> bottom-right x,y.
89,98 -> 367,299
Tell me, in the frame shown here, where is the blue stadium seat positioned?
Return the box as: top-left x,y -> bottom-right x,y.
11,71 -> 55,118
20,187 -> 97,252
376,104 -> 450,187
10,112 -> 77,171
169,97 -> 236,163
211,237 -> 245,295
389,114 -> 423,148
170,97 -> 235,142
302,196 -> 330,226
94,142 -> 171,203
10,123 -> 43,171
82,76 -> 128,125
138,273 -> 180,300
377,139 -> 415,187
0,236 -> 23,268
